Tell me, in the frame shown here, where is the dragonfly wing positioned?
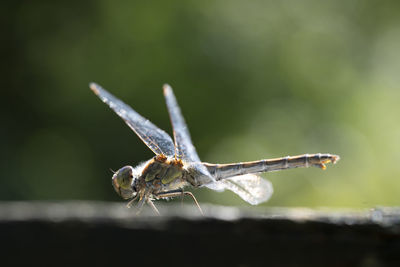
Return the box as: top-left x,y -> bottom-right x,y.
163,85 -> 213,184
90,83 -> 175,156
205,174 -> 273,205
162,84 -> 201,162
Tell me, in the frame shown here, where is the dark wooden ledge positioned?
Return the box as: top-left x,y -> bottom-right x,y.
0,201 -> 399,266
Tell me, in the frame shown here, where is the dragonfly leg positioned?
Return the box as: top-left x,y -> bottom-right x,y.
146,198 -> 160,215
184,191 -> 204,215
181,190 -> 185,207
135,196 -> 147,215
126,195 -> 139,209
156,190 -> 204,215
174,188 -> 185,207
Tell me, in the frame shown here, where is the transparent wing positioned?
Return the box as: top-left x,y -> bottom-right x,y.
162,84 -> 201,162
163,84 -> 213,184
90,83 -> 175,156
205,174 -> 273,205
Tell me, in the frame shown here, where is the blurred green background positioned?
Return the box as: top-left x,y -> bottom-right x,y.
2,0 -> 400,208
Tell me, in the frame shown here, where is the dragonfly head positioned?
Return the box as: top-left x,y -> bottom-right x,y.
112,166 -> 138,199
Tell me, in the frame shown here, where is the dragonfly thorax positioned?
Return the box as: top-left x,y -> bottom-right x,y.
139,155 -> 190,191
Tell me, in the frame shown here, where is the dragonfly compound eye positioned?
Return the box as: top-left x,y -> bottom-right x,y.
112,166 -> 136,199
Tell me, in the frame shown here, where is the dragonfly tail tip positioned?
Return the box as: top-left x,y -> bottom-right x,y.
332,154 -> 340,164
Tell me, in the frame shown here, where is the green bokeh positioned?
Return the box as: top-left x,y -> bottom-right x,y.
2,0 -> 400,207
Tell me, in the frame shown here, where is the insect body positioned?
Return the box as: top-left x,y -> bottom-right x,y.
90,83 -> 339,214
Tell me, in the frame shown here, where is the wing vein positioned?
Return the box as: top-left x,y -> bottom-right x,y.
90,83 -> 175,156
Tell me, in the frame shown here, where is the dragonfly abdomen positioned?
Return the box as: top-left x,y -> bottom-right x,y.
204,153 -> 339,180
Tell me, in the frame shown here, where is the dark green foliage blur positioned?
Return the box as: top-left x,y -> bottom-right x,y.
2,0 -> 400,207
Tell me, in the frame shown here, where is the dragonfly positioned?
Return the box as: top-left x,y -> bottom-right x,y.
90,83 -> 340,215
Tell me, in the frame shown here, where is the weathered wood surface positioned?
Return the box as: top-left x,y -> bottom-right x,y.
0,201 -> 399,267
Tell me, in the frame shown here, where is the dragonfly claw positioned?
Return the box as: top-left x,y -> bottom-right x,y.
316,154 -> 340,170
322,154 -> 340,165
314,163 -> 327,170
